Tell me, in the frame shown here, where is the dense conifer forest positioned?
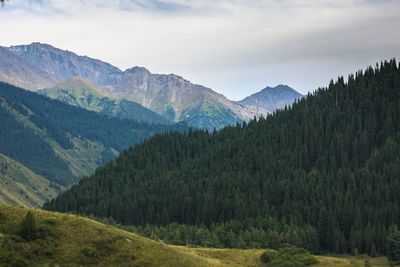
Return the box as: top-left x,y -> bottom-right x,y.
0,82 -> 187,185
44,59 -> 400,255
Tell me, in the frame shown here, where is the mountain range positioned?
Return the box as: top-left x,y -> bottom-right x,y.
0,43 -> 302,129
0,42 -> 301,207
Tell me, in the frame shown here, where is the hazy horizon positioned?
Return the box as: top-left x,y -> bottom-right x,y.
1,0 -> 400,100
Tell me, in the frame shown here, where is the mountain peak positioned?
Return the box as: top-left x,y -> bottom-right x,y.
9,42 -> 64,54
125,66 -> 151,75
239,84 -> 302,112
5,42 -> 122,87
263,84 -> 296,91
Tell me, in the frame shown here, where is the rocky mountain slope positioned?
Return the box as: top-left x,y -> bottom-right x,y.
238,85 -> 303,112
39,77 -> 171,125
0,46 -> 55,89
1,43 -> 272,129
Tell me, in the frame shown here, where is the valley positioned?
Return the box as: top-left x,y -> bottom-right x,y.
1,56 -> 399,266
0,81 -> 186,190
0,1 -> 399,265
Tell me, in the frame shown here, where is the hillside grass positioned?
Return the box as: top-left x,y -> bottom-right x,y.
0,154 -> 62,207
0,205 -> 393,266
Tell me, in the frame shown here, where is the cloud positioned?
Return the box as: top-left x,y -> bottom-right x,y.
1,0 -> 399,99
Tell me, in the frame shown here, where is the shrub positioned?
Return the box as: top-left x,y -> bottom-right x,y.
94,237 -> 114,256
266,246 -> 319,267
260,250 -> 277,263
0,250 -> 29,267
36,224 -> 58,239
80,247 -> 99,264
0,210 -> 5,222
17,212 -> 37,241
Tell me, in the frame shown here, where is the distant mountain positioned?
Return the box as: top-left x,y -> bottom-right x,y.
0,46 -> 56,89
39,77 -> 171,125
0,153 -> 63,208
7,43 -> 121,87
238,85 -> 303,112
106,66 -> 269,129
1,43 -> 268,129
0,81 -> 186,186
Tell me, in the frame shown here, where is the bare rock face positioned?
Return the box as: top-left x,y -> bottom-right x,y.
8,43 -> 121,87
0,43 -> 301,129
0,46 -> 55,89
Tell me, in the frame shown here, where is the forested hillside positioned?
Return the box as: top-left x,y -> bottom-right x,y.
44,60 -> 400,255
0,82 -> 186,186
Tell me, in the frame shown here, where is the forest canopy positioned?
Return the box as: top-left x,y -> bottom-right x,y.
44,59 -> 400,255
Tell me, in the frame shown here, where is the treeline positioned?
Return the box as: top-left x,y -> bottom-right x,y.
45,59 -> 400,255
98,216 -> 319,252
99,216 -> 400,256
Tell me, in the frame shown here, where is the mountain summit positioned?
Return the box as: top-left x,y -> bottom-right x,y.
0,43 -> 299,129
239,85 -> 303,112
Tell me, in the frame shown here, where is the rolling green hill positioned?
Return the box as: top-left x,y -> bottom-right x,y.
44,59 -> 400,256
39,77 -> 172,125
0,154 -> 63,208
0,205 -> 391,266
0,82 -> 187,186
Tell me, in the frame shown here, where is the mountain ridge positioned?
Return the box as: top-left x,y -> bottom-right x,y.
0,43 -> 283,129
39,77 -> 172,125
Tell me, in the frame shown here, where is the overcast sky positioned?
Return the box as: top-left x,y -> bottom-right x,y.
1,0 -> 399,100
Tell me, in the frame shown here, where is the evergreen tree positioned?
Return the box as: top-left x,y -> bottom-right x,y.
17,212 -> 37,241
387,229 -> 400,262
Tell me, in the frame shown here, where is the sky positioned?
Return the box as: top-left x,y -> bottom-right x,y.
0,0 -> 400,100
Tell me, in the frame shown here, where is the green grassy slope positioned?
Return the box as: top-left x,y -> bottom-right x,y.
0,205 -> 261,267
0,154 -> 63,208
0,205 -> 391,267
40,77 -> 172,125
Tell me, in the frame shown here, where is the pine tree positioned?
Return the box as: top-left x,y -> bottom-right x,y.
17,211 -> 37,241
387,229 -> 400,262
